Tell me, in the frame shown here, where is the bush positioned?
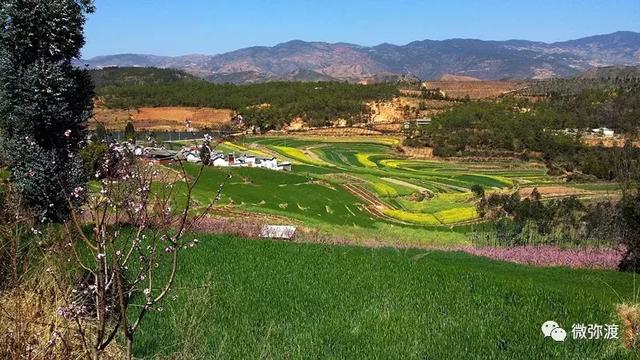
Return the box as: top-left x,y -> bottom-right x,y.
10,142 -> 86,221
80,142 -> 108,175
471,184 -> 485,198
618,189 -> 640,272
124,121 -> 136,142
95,123 -> 108,141
475,191 -> 624,249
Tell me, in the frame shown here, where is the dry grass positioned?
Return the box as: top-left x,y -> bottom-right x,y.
582,135 -> 640,148
402,146 -> 434,159
518,186 -> 591,199
0,280 -> 126,359
617,304 -> 640,350
421,80 -> 526,99
288,127 -> 383,136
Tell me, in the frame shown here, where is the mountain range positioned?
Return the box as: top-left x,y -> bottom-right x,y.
81,31 -> 640,84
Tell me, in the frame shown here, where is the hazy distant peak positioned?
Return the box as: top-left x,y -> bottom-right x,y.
83,31 -> 640,83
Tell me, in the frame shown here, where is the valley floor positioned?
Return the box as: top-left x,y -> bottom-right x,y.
169,135 -> 619,246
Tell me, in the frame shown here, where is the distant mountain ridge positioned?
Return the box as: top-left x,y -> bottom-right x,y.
81,31 -> 640,83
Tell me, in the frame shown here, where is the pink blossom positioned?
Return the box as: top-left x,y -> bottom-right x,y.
461,245 -> 626,269
71,186 -> 84,198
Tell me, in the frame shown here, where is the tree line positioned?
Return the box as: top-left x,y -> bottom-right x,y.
472,185 -> 640,272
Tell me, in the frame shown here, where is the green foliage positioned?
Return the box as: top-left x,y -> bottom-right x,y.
405,97 -> 640,180
79,142 -> 108,175
542,83 -> 640,134
420,87 -> 448,100
618,189 -> 640,272
94,123 -> 107,141
134,235 -> 637,359
471,184 -> 485,198
475,191 -> 628,249
96,80 -> 398,129
0,0 -> 94,221
406,99 -> 565,155
522,78 -> 640,133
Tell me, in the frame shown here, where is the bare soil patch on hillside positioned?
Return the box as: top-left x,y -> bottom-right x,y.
91,106 -> 234,131
287,127 -> 383,136
369,97 -> 454,123
402,146 -> 434,159
582,135 -> 640,148
518,186 -> 590,199
421,80 -> 526,99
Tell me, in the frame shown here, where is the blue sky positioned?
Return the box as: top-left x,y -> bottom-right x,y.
82,0 -> 640,58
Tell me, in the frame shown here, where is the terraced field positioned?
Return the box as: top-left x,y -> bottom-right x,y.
177,136 -> 615,243
242,137 -> 554,217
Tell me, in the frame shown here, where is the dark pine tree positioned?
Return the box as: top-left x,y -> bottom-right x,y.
0,0 -> 95,221
123,121 -> 136,142
95,123 -> 108,142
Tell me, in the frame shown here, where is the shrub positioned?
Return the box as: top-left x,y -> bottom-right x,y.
9,141 -> 86,221
618,189 -> 640,272
475,191 -> 628,249
95,123 -> 108,141
124,121 -> 136,142
80,142 -> 109,175
471,184 -> 485,198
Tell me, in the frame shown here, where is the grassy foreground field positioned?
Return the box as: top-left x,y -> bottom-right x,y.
135,235 -> 637,359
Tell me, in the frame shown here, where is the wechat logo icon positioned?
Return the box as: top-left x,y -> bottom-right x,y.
542,321 -> 567,342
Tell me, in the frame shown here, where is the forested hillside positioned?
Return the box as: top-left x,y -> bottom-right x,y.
405,78 -> 640,180
95,74 -> 399,128
89,67 -> 197,87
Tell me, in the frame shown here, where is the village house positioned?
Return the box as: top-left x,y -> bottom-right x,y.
592,127 -> 615,137
185,150 -> 201,163
178,147 -> 292,171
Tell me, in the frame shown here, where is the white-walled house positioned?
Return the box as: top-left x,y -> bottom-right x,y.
592,127 -> 615,137
133,146 -> 144,156
147,147 -> 293,171
211,156 -> 229,167
256,157 -> 279,170
244,155 -> 257,166
185,150 -> 201,163
278,162 -> 292,171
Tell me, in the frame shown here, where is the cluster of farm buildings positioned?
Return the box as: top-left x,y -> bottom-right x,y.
561,127 -> 616,137
183,148 -> 292,171
125,144 -> 292,171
